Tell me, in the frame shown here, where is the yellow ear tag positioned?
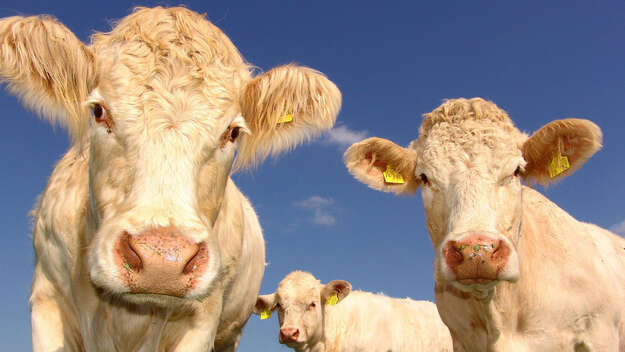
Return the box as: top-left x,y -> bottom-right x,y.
277,113 -> 293,124
260,309 -> 272,320
548,148 -> 570,178
326,292 -> 339,306
383,165 -> 405,184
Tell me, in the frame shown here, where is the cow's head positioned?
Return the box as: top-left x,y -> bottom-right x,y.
344,98 -> 601,295
253,271 -> 351,348
1,7 -> 340,304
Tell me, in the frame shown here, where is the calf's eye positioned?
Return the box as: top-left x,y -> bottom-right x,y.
308,302 -> 316,310
419,173 -> 429,184
514,166 -> 521,177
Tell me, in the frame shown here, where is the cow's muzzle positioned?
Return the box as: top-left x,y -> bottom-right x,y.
114,226 -> 209,297
440,232 -> 519,287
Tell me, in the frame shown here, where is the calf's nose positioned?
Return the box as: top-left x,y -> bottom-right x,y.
115,226 -> 208,297
442,233 -> 510,284
279,326 -> 300,342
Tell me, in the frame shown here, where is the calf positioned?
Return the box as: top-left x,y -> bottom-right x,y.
0,7 -> 340,351
254,271 -> 453,352
344,98 -> 625,351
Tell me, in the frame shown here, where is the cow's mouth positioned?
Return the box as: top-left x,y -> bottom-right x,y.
457,278 -> 496,285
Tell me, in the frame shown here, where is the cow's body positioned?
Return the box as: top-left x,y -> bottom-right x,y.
254,271 -> 453,352
344,98 -> 624,351
1,6 -> 340,351
436,186 -> 625,351
322,291 -> 452,352
31,144 -> 265,351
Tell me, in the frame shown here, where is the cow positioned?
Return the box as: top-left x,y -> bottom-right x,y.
343,98 -> 625,351
0,6 -> 341,351
253,270 -> 453,352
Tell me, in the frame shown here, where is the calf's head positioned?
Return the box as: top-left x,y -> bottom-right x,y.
344,98 -> 601,294
253,271 -> 351,348
1,7 -> 340,303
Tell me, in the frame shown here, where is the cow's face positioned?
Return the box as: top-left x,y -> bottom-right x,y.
253,272 -> 351,349
2,7 -> 340,305
413,115 -> 526,293
344,98 -> 602,296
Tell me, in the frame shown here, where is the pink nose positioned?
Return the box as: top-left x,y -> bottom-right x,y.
279,326 -> 300,343
115,227 -> 208,297
442,233 -> 510,285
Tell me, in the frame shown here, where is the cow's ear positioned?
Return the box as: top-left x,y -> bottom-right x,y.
344,137 -> 419,195
236,64 -> 341,168
0,15 -> 96,144
321,280 -> 351,306
522,118 -> 602,185
252,293 -> 277,315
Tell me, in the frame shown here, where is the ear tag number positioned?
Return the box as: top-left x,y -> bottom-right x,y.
383,165 -> 405,184
548,144 -> 570,178
277,113 -> 293,124
260,309 -> 272,320
326,292 -> 339,306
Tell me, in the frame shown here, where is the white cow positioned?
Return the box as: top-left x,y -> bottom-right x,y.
254,271 -> 453,352
344,98 -> 625,351
0,6 -> 341,351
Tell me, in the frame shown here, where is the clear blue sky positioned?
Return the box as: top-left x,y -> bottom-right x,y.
1,1 -> 623,350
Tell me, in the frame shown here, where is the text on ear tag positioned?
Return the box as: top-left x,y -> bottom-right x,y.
326,292 -> 339,306
277,113 -> 293,124
260,309 -> 272,320
548,149 -> 570,178
383,165 -> 405,184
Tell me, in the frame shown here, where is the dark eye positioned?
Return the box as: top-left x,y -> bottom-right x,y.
419,173 -> 429,184
308,302 -> 316,310
514,166 -> 521,177
230,126 -> 240,141
92,104 -> 103,121
275,303 -> 283,311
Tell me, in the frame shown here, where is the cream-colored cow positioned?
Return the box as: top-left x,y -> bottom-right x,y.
0,6 -> 340,351
344,98 -> 625,351
253,271 -> 453,352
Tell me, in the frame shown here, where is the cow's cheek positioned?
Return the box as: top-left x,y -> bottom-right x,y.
422,188 -> 448,247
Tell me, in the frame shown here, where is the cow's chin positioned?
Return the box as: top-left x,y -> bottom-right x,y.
93,285 -> 207,309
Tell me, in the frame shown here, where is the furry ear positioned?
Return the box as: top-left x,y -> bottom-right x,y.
252,293 -> 277,315
0,15 -> 96,144
321,280 -> 351,305
522,118 -> 602,185
343,137 -> 419,195
236,64 -> 341,168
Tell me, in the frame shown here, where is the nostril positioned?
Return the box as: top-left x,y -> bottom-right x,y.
443,241 -> 464,267
183,242 -> 207,275
120,232 -> 142,272
293,329 -> 300,338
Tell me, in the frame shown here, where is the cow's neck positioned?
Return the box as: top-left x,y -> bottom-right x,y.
293,341 -> 325,352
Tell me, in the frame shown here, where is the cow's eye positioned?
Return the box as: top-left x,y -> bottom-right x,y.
419,173 -> 429,184
275,303 -> 283,311
92,104 -> 103,120
514,166 -> 521,177
308,302 -> 316,310
230,126 -> 240,142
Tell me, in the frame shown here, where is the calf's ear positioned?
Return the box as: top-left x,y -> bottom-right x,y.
237,64 -> 341,168
252,293 -> 277,315
0,15 -> 96,144
321,280 -> 351,305
522,118 -> 602,185
343,137 -> 419,195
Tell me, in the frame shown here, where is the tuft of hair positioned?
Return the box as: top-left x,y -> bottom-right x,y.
344,137 -> 419,195
522,118 -> 602,185
0,15 -> 96,144
420,97 -> 517,137
236,64 -> 341,169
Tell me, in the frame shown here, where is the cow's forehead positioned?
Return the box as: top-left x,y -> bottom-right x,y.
89,7 -> 251,124
412,98 -> 526,176
278,271 -> 321,301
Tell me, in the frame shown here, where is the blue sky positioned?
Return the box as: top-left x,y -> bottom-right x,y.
1,1 -> 623,350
